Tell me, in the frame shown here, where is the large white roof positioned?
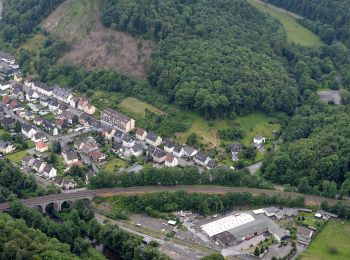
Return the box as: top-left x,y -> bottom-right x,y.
201,213 -> 255,237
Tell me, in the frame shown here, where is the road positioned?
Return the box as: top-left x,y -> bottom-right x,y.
247,161 -> 262,174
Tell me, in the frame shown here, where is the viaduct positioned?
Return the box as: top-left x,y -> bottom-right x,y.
0,186 -> 348,214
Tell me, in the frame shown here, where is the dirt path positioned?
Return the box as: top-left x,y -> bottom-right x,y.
251,0 -> 303,19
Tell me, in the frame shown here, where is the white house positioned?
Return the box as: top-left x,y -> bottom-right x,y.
126,143 -> 144,157
163,139 -> 175,153
165,154 -> 178,167
42,164 -> 57,179
145,132 -> 162,147
31,81 -> 53,96
35,141 -> 49,153
253,135 -> 266,147
32,159 -> 46,172
122,135 -> 135,148
135,128 -> 147,141
173,144 -> 184,157
0,140 -> 15,154
22,124 -> 37,139
193,152 -> 210,167
182,146 -> 197,158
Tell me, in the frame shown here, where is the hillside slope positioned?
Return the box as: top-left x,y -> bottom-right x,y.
41,0 -> 153,78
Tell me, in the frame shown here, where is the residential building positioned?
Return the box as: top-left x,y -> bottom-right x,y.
42,119 -> 58,136
182,146 -> 197,158
253,135 -> 266,147
62,150 -> 79,165
2,95 -> 12,106
90,150 -> 107,162
33,117 -> 44,126
22,124 -> 37,139
8,99 -> 18,110
13,73 -> 23,83
42,164 -> 57,179
53,177 -> 77,190
32,132 -> 47,143
82,141 -> 98,154
32,159 -> 46,172
122,134 -> 135,148
26,90 -> 39,101
0,52 -> 16,64
2,116 -> 16,131
24,111 -> 35,121
101,127 -> 116,140
193,152 -> 210,167
152,148 -> 167,163
163,139 -> 175,153
84,103 -> 96,115
77,98 -> 89,110
145,132 -> 162,147
165,154 -> 178,167
135,128 -> 147,141
111,142 -> 123,154
297,227 -> 314,245
230,143 -> 243,155
173,144 -> 184,157
126,143 -> 144,157
114,130 -> 125,142
101,108 -> 135,132
52,86 -> 72,103
0,140 -> 15,154
60,111 -> 78,124
31,81 -> 53,96
70,97 -> 79,108
55,118 -> 68,130
22,156 -> 34,167
35,141 -> 49,153
206,160 -> 216,169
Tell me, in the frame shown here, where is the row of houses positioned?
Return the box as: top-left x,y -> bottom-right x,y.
74,137 -> 107,162
0,52 -> 20,80
22,156 -> 57,179
0,139 -> 15,154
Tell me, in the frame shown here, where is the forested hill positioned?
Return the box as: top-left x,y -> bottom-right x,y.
102,0 -> 297,117
265,0 -> 350,47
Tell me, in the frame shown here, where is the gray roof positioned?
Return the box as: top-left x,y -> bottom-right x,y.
52,86 -> 71,99
0,140 -> 10,149
163,139 -> 175,148
43,164 -> 53,173
102,108 -> 131,124
183,146 -> 196,155
132,143 -> 144,153
230,143 -> 243,153
33,81 -> 53,91
64,151 -> 79,161
153,148 -> 167,158
123,134 -> 133,143
173,144 -> 183,153
194,152 -> 209,162
146,132 -> 159,142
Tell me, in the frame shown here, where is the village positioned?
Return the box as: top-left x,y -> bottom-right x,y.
0,51 -> 268,190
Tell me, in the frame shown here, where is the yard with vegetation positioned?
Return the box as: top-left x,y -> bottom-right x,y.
301,220 -> 350,260
5,150 -> 28,164
119,97 -> 166,118
248,0 -> 323,46
101,158 -> 129,173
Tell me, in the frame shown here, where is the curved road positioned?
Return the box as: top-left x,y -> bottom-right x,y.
1,186 -> 348,212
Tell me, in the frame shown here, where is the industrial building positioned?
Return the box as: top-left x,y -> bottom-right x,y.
201,212 -> 290,247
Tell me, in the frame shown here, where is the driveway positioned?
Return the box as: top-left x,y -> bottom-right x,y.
248,161 -> 262,174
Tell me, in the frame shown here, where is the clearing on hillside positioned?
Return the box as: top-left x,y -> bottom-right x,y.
248,0 -> 323,46
41,0 -> 153,78
118,97 -> 166,117
301,220 -> 350,260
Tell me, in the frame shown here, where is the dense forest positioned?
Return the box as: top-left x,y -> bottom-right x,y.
102,0 -> 297,117
0,0 -> 63,46
0,213 -> 78,259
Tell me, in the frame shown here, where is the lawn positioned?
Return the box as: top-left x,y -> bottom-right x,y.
119,97 -> 166,118
5,150 -> 28,164
248,0 -> 323,46
301,220 -> 350,260
237,112 -> 280,146
89,90 -> 122,111
101,158 -> 129,173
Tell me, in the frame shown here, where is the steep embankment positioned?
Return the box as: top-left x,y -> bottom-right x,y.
41,0 -> 153,78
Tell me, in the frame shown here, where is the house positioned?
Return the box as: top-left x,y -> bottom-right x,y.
89,118 -> 101,131
13,73 -> 23,83
60,111 -> 78,124
193,152 -> 210,167
206,159 -> 216,169
114,130 -> 125,142
53,177 -> 77,190
11,83 -> 24,98
57,103 -> 68,114
122,134 -> 135,148
145,132 -> 162,147
182,146 -> 197,158
230,143 -> 243,155
40,97 -> 50,107
152,148 -> 167,163
163,139 -> 175,153
22,123 -> 37,139
24,111 -> 35,121
77,98 -> 89,110
33,117 -> 44,126
35,141 -> 49,153
127,143 -> 144,157
42,164 -> 57,179
2,95 -> 12,106
70,97 -> 79,108
62,150 -> 79,165
0,62 -> 19,79
263,207 -> 285,220
101,127 -> 116,140
0,140 -> 15,154
111,142 -> 123,154
84,103 -> 96,115
0,52 -> 16,64
90,150 -> 107,162
22,155 -> 34,167
165,154 -> 178,167
315,209 -> 338,221
32,132 -> 47,143
0,105 -> 4,119
16,110 -> 25,118
297,227 -> 314,245
173,144 -> 184,157
42,119 -> 58,136
52,86 -> 72,103
2,116 -> 16,131
253,135 -> 266,147
31,81 -> 53,96
55,118 -> 68,130
48,99 -> 59,113
101,108 -> 135,133
74,140 -> 85,150
8,99 -> 18,110
26,90 -> 39,101
32,159 -> 46,172
82,140 -> 98,154
78,114 -> 91,126
135,128 -> 147,141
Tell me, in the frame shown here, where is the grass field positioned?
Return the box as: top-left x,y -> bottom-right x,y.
119,97 -> 166,118
101,158 -> 129,173
20,34 -> 47,51
301,220 -> 350,260
248,0 -> 323,46
5,150 -> 28,164
237,112 -> 280,146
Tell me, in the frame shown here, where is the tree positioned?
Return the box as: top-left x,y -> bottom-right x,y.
51,141 -> 61,154
298,177 -> 311,194
187,133 -> 199,146
340,179 -> 350,198
202,254 -> 225,260
15,121 -> 22,133
254,247 -> 260,257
